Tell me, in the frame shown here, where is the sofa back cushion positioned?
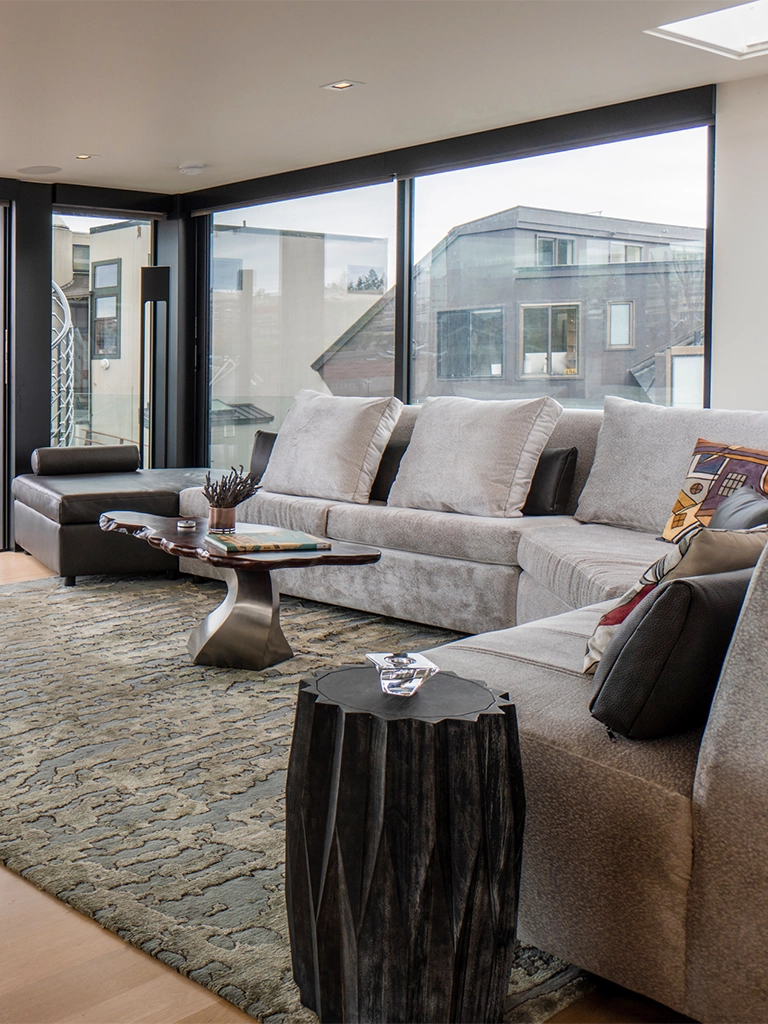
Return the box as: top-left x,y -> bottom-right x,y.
576,398 -> 768,534
387,395 -> 562,518
259,390 -> 402,504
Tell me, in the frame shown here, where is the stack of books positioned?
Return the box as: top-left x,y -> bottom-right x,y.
205,526 -> 331,553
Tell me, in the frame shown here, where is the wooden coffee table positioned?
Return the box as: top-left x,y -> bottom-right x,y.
99,511 -> 380,670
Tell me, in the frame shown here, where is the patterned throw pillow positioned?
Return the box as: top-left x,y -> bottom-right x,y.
662,438 -> 768,543
583,524 -> 768,673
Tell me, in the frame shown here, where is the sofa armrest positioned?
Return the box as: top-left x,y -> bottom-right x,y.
686,546 -> 768,1022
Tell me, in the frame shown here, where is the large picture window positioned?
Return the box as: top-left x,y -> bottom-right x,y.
201,90 -> 713,463
410,126 -> 708,407
209,183 -> 397,469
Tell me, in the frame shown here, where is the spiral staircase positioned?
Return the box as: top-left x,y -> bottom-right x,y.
51,281 -> 74,447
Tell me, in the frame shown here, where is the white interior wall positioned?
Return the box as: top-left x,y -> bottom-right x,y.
711,73 -> 768,411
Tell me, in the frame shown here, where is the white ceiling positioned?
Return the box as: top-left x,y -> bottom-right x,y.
2,0 -> 765,195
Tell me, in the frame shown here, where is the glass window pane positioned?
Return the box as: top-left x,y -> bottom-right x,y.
209,183 -> 397,468
94,262 -> 118,289
609,302 -> 632,347
556,239 -> 573,265
522,307 -> 549,375
537,237 -> 555,266
551,305 -> 579,375
437,310 -> 470,378
411,126 -> 707,406
95,295 -> 117,319
469,309 -> 503,377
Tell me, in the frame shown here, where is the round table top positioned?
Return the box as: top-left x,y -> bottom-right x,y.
305,665 -> 511,723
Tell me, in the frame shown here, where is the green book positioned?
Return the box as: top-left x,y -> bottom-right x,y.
205,527 -> 331,553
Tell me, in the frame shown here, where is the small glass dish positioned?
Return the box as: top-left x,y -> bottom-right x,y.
366,652 -> 439,697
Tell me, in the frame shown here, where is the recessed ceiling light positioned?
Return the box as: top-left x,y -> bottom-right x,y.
179,164 -> 205,175
321,80 -> 364,91
75,154 -> 97,160
16,165 -> 61,175
646,0 -> 768,59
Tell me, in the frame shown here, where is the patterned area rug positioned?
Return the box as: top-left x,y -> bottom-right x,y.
0,574 -> 593,1022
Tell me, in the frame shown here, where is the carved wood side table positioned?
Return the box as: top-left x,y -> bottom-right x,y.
285,665 -> 525,1024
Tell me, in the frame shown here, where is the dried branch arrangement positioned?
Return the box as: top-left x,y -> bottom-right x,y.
203,466 -> 260,508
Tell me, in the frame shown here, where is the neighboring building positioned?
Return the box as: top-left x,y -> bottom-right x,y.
313,206 -> 706,408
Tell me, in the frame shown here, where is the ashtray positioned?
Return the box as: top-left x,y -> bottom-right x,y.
366,652 -> 439,697
177,520 -> 197,529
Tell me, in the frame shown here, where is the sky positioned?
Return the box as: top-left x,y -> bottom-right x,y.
215,126 -> 709,270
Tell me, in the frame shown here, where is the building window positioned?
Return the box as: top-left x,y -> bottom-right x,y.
437,307 -> 504,378
212,257 -> 243,291
92,259 -> 121,358
521,304 -> 579,376
610,242 -> 643,263
72,244 -> 90,275
537,236 -> 574,266
608,301 -> 634,348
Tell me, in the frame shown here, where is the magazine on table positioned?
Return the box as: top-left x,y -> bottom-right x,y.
205,524 -> 332,553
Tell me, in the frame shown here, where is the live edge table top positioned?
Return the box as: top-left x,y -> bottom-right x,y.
99,511 -> 381,571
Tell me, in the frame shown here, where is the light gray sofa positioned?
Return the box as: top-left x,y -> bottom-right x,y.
179,398 -> 768,1023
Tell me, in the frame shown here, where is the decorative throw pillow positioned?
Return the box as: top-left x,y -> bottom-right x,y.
662,439 -> 768,542
708,485 -> 768,531
583,524 -> 768,673
521,447 -> 578,517
589,568 -> 753,740
575,398 -> 768,535
259,390 -> 403,504
387,395 -> 563,518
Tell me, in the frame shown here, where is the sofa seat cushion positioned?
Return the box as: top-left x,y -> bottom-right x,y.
424,604 -> 700,1009
179,486 -> 339,537
517,522 -> 670,609
325,503 -> 578,566
12,469 -> 209,525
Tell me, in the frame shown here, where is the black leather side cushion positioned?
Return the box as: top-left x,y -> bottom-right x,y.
590,568 -> 753,740
32,444 -> 140,475
710,485 -> 768,530
12,468 -> 210,525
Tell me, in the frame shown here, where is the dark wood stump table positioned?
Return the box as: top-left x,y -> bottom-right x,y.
98,512 -> 380,671
285,666 -> 525,1024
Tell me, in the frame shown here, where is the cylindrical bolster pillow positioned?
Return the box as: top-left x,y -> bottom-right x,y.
31,444 -> 140,476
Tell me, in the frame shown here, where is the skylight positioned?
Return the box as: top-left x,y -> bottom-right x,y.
646,0 -> 768,59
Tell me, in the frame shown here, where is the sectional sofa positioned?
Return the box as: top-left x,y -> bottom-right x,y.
11,395 -> 768,1023
178,395 -> 768,1024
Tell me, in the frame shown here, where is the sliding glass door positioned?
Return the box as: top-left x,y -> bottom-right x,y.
51,213 -> 153,455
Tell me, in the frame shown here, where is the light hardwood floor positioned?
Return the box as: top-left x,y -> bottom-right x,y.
0,552 -> 694,1024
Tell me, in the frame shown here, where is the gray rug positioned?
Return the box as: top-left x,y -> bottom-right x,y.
0,574 -> 593,1022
